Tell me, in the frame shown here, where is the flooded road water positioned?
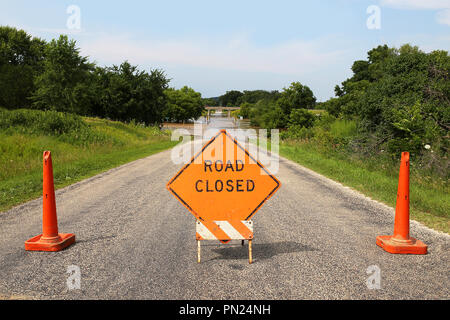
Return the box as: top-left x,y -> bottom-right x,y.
163,112 -> 254,136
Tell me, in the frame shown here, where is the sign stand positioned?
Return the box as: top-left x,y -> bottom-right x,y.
195,220 -> 254,263
197,240 -> 201,263
197,238 -> 253,264
248,239 -> 253,264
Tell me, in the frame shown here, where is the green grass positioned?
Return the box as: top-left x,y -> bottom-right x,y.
0,109 -> 178,212
329,119 -> 357,138
279,140 -> 449,234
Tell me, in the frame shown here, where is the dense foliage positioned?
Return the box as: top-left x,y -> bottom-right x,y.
0,26 -> 203,125
233,82 -> 317,129
0,107 -> 108,146
90,62 -> 169,124
1,26 -> 448,176
321,44 -> 449,161
31,35 -> 95,115
164,86 -> 204,122
0,26 -> 45,109
212,44 -> 448,177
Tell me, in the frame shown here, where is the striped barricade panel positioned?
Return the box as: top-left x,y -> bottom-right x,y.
196,220 -> 253,242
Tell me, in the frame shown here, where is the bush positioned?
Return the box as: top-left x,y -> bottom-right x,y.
0,108 -> 109,145
248,100 -> 287,129
329,119 -> 357,139
288,109 -> 316,129
311,126 -> 334,147
238,102 -> 253,119
0,108 -> 86,134
280,125 -> 313,140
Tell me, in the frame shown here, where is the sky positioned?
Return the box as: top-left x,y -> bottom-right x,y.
1,0 -> 449,101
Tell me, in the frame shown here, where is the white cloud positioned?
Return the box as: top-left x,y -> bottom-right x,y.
385,33 -> 450,52
79,34 -> 348,76
380,0 -> 450,26
436,9 -> 450,25
380,0 -> 450,10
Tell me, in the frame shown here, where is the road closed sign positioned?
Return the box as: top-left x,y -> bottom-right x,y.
167,129 -> 280,248
167,130 -> 280,221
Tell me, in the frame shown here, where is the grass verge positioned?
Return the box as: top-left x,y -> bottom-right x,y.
0,109 -> 178,212
279,141 -> 449,234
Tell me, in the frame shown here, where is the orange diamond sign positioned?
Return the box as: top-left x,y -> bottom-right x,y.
167,130 -> 280,224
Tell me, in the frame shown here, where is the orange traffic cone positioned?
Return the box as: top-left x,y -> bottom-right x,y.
25,151 -> 75,252
376,152 -> 427,254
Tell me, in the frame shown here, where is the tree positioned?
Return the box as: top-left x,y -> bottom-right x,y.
164,86 -> 203,122
0,26 -> 46,109
351,60 -> 371,82
358,44 -> 429,132
367,44 -> 396,81
236,90 -> 280,105
95,61 -> 169,125
202,97 -> 219,107
336,44 -> 396,98
247,99 -> 287,129
288,109 -> 316,129
423,49 -> 450,136
238,102 -> 253,119
321,97 -> 340,117
31,35 -> 95,115
334,85 -> 344,97
219,90 -> 243,106
277,82 -> 316,116
261,105 -> 287,130
326,43 -> 449,158
0,27 -> 172,125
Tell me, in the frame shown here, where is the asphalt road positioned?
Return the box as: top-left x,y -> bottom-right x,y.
0,133 -> 449,300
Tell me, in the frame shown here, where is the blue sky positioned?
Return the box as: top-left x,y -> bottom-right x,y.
1,0 -> 449,101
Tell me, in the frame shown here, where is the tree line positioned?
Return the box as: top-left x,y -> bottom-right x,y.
321,44 -> 449,158
2,26 -> 448,163
205,83 -> 317,129
207,44 -> 448,167
0,26 -> 203,125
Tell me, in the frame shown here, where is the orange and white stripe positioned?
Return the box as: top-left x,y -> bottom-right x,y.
196,220 -> 253,243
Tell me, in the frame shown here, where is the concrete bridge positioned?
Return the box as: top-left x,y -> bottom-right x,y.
204,105 -> 240,118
